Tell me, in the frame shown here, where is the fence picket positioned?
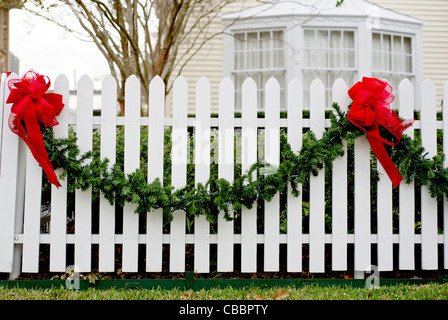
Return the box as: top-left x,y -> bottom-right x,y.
122,75 -> 141,272
0,74 -> 4,160
264,78 -> 280,271
420,79 -> 438,270
75,75 -> 93,272
98,75 -> 117,272
217,77 -> 235,272
309,79 -> 326,273
331,78 -> 348,271
241,78 -> 258,273
444,80 -> 448,270
50,74 -> 70,272
0,73 -> 19,273
287,78 -> 303,272
146,76 -> 165,272
194,77 -> 211,273
377,162 -> 393,271
170,76 -> 188,273
21,146 -> 43,272
354,135 -> 371,276
398,78 -> 415,270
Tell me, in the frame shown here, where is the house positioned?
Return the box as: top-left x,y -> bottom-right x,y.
171,0 -> 447,114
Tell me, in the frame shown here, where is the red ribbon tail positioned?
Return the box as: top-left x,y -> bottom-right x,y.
23,108 -> 61,188
368,133 -> 403,188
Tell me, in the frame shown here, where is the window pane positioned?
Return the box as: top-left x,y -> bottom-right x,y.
393,53 -> 403,72
317,30 -> 328,48
372,51 -> 381,70
261,51 -> 271,69
247,32 -> 258,49
315,49 -> 327,68
382,51 -> 391,71
344,31 -> 355,48
273,31 -> 283,48
247,32 -> 259,69
404,55 -> 412,73
235,33 -> 245,50
330,49 -> 341,68
343,50 -> 355,68
260,31 -> 271,48
235,52 -> 245,70
234,72 -> 246,90
330,31 -> 342,48
261,72 -> 271,90
330,31 -> 342,68
372,33 -> 381,51
383,34 -> 391,52
393,35 -> 402,53
403,37 -> 412,54
304,29 -> 315,48
304,49 -> 314,67
273,49 -> 284,68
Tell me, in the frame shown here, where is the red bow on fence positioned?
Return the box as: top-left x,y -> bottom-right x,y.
347,77 -> 414,188
7,70 -> 64,188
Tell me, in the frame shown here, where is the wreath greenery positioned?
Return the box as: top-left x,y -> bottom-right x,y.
41,103 -> 448,225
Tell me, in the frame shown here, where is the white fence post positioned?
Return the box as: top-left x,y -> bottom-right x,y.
122,75 -> 141,272
398,78 -> 415,270
50,74 -> 70,272
241,78 -> 258,273
354,134 -> 371,277
264,77 -> 281,272
170,76 -> 188,273
98,75 -> 117,272
194,77 -> 211,273
146,76 -> 165,272
309,79 -> 326,273
217,77 -> 235,272
75,75 -> 93,273
286,78 -> 303,273
0,73 -> 25,279
420,79 -> 438,270
331,78 -> 348,271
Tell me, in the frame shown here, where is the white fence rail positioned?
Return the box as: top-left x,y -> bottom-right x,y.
0,73 -> 447,279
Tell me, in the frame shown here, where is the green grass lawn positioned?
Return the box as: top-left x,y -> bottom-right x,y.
1,283 -> 447,300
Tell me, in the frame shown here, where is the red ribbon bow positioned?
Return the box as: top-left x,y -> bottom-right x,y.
7,70 -> 64,188
347,77 -> 414,188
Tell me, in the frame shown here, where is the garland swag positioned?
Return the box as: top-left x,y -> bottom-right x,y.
41,103 -> 448,224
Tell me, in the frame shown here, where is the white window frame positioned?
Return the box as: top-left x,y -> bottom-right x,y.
371,30 -> 416,108
301,27 -> 358,108
231,28 -> 287,111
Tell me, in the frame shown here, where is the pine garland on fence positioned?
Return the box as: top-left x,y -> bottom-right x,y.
41,103 -> 448,224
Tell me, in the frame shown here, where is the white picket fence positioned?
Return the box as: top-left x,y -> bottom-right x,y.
0,72 -> 447,280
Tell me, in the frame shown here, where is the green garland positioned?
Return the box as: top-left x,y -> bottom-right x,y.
41,103 -> 448,224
